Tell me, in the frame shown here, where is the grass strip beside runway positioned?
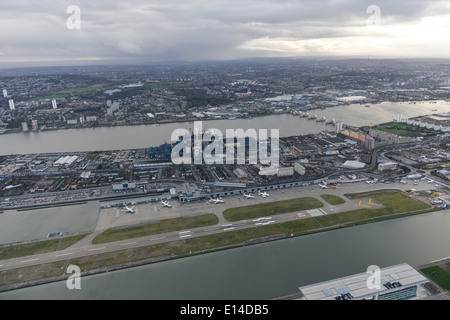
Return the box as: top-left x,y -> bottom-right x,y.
92,214 -> 218,245
0,234 -> 90,261
0,261 -> 67,287
320,194 -> 345,205
420,265 -> 450,291
316,191 -> 431,226
223,197 -> 324,222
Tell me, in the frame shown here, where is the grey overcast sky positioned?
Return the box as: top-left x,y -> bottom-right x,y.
0,0 -> 450,67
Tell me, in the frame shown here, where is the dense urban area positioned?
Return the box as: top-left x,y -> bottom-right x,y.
1,58 -> 450,134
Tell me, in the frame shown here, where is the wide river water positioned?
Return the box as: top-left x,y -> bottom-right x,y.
0,101 -> 449,156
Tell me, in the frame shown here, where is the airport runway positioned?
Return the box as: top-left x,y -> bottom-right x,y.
0,179 -> 444,273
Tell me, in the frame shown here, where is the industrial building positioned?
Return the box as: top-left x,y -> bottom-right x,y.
298,263 -> 430,300
112,182 -> 137,191
147,143 -> 172,158
277,166 -> 294,177
294,162 -> 306,175
378,162 -> 398,171
53,155 -> 79,167
342,160 -> 366,170
234,168 -> 248,179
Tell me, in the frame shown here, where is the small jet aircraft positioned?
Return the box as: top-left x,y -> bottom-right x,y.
319,183 -> 329,189
210,197 -> 225,204
258,191 -> 270,198
244,193 -> 255,199
3,184 -> 22,191
124,205 -> 135,214
161,200 -> 172,208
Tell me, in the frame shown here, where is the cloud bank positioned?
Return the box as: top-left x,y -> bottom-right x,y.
0,0 -> 449,67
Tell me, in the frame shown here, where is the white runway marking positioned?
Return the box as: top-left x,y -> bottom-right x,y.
20,258 -> 39,263
150,237 -> 166,241
89,247 -> 105,252
120,242 -> 136,247
56,252 -> 74,257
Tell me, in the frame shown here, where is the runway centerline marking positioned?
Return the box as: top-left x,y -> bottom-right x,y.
150,237 -> 166,241
89,247 -> 106,252
120,242 -> 136,247
56,252 -> 74,257
20,258 -> 39,263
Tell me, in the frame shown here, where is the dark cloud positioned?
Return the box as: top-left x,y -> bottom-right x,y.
0,0 -> 449,67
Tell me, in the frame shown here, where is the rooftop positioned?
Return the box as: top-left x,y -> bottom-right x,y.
299,263 -> 429,300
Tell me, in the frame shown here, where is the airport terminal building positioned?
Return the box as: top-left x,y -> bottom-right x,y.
298,263 -> 430,300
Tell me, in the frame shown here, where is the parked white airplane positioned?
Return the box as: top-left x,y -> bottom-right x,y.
161,200 -> 172,208
258,191 -> 270,198
244,193 -> 255,199
3,184 -> 22,191
124,205 -> 135,213
319,183 -> 329,189
210,197 -> 225,204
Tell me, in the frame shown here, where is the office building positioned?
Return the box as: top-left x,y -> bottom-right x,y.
365,136 -> 375,150
8,99 -> 15,110
298,263 -> 430,300
31,120 -> 38,131
52,99 -> 58,109
294,162 -> 306,175
3,89 -> 7,98
335,121 -> 343,134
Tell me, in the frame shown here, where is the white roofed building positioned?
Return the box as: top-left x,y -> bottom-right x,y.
298,263 -> 430,300
342,160 -> 366,170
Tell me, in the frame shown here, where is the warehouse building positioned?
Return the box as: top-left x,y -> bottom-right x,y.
378,162 -> 398,171
342,160 -> 366,170
294,162 -> 306,175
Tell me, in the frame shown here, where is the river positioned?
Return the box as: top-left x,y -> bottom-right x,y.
0,209 -> 449,300
0,100 -> 449,156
